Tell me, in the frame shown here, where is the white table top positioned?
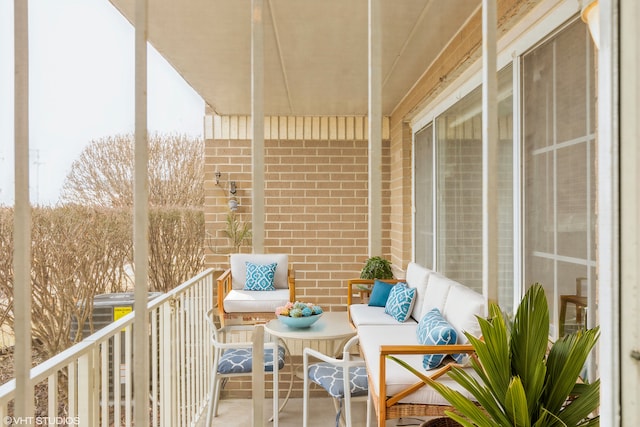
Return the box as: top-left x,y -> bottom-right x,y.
264,311 -> 355,341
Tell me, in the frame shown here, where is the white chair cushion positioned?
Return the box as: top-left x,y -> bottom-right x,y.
404,262 -> 431,321
349,304 -> 418,327
358,325 -> 478,406
230,254 -> 289,290
223,289 -> 290,313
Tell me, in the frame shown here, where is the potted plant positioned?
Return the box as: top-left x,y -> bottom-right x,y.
360,256 -> 394,280
389,284 -> 600,427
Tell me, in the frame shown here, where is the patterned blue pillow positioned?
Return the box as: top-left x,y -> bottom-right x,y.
243,262 -> 277,291
384,282 -> 416,322
416,308 -> 462,369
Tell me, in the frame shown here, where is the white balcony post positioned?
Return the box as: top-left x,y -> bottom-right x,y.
252,0 -> 265,252
134,0 -> 150,425
619,0 -> 640,424
160,302 -> 174,426
482,0 -> 499,309
78,350 -> 97,426
368,0 -> 382,257
13,0 -> 33,418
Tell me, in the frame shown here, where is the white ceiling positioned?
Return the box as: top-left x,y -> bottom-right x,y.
109,0 -> 481,116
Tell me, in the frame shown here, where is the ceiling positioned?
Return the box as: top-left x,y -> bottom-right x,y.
108,0 -> 481,117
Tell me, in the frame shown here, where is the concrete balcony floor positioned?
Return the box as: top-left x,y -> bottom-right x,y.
199,397 -> 436,426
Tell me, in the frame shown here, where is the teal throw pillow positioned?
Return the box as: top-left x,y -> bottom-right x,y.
384,282 -> 415,322
416,308 -> 463,369
243,262 -> 277,291
368,280 -> 394,307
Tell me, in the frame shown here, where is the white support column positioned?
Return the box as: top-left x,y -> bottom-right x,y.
252,0 -> 265,253
619,0 -> 639,424
13,0 -> 33,418
482,0 -> 498,308
368,0 -> 382,257
133,0 -> 150,425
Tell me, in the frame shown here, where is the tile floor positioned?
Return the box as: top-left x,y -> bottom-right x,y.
198,397 -> 435,426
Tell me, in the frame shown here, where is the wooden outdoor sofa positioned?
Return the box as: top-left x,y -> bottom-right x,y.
347,262 -> 485,427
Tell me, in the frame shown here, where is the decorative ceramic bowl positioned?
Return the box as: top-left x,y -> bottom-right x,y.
278,313 -> 322,328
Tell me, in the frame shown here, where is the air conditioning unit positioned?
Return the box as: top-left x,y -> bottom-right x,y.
70,292 -> 162,404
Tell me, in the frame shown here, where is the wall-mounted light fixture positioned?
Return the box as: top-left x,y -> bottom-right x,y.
215,171 -> 240,212
228,181 -> 238,211
581,0 -> 600,49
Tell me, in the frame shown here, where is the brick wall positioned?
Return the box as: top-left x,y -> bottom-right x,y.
204,115 -> 392,313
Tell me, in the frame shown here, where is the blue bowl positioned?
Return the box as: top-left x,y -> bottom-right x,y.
278,313 -> 322,328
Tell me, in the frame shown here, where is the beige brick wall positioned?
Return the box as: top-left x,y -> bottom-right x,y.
204,116 -> 393,313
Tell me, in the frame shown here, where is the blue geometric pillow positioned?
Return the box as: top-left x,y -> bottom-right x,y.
416,308 -> 461,369
243,262 -> 277,291
384,282 -> 416,322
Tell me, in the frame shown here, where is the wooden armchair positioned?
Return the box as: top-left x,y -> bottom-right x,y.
217,253 -> 295,326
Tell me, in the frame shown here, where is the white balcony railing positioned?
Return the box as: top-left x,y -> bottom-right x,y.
0,268 -> 216,427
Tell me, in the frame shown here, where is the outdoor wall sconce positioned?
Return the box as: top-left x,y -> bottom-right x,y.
215,171 -> 239,212
581,0 -> 600,49
228,181 -> 238,211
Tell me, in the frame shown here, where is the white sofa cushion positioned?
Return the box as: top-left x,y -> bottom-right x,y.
350,304 -> 418,327
358,325 -> 478,406
418,272 -> 455,316
442,283 -> 485,344
230,254 -> 289,290
223,289 -> 291,313
404,262 -> 431,321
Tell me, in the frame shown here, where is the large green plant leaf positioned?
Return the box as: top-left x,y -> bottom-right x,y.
470,305 -> 512,401
511,284 -> 549,417
447,364 -> 512,425
544,328 -> 600,416
557,380 -> 600,426
505,377 -> 530,427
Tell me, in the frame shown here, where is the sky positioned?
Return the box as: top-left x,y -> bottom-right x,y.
0,0 -> 205,206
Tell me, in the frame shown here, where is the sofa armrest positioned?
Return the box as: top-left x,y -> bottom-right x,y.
377,343 -> 477,407
217,268 -> 232,311
347,278 -> 402,306
379,343 -> 476,356
288,267 -> 296,302
347,279 -> 374,306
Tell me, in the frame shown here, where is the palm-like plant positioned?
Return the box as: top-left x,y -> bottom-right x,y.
389,284 -> 600,427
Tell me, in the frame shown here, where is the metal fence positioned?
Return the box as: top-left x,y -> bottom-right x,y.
0,268 -> 215,427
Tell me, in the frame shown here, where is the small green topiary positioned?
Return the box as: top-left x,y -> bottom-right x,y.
360,256 -> 394,280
